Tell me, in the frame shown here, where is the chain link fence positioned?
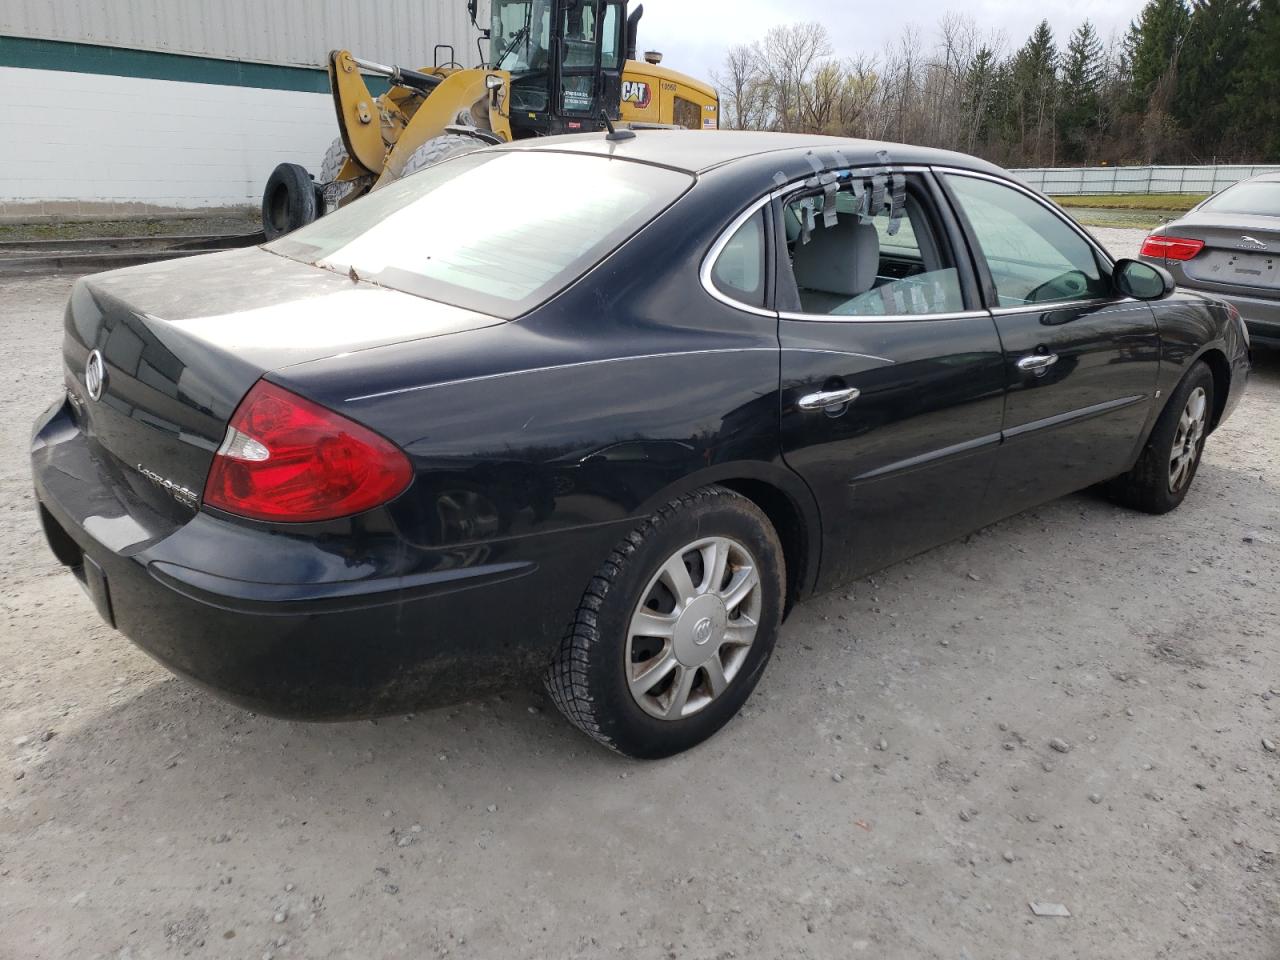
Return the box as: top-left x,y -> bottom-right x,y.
1010,165 -> 1280,196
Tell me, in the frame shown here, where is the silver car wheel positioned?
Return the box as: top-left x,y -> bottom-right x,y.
625,536 -> 762,721
1168,385 -> 1208,493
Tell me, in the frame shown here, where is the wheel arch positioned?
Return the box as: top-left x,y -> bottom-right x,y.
633,462 -> 822,616
1194,346 -> 1231,433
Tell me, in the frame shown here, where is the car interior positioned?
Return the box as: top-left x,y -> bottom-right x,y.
782,180 -> 965,317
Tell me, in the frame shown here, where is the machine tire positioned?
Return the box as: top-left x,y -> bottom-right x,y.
319,137 -> 363,209
261,162 -> 318,240
319,136 -> 349,182
399,133 -> 488,178
545,486 -> 785,759
1105,361 -> 1215,515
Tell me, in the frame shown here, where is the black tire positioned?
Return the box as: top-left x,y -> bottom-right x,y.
1106,361 -> 1215,514
262,162 -> 318,240
399,133 -> 487,178
545,486 -> 785,759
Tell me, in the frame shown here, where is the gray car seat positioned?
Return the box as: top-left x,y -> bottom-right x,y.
792,215 -> 881,314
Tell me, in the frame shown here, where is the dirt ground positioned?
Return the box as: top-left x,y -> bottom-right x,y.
2,229 -> 1278,960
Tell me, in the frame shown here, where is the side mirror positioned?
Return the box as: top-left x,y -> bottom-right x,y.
1113,258 -> 1175,301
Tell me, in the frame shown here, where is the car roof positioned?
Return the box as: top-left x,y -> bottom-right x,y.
500,129 -> 1008,179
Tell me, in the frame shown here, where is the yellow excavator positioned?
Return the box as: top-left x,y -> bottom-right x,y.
262,0 -> 719,238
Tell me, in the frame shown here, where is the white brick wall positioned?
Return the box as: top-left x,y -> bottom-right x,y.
0,66 -> 341,209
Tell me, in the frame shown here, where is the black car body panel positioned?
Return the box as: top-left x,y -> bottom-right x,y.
31,131 -> 1250,718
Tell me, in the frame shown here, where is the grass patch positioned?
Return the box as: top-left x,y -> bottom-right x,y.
1051,193 -> 1207,212
0,214 -> 260,243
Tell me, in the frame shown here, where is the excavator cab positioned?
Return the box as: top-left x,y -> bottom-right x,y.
489,0 -> 627,135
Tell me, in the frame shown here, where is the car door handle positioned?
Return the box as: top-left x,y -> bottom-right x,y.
1016,352 -> 1059,372
798,387 -> 861,411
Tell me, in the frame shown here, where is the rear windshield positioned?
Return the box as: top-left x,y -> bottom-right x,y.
268,150 -> 693,318
1200,180 -> 1280,217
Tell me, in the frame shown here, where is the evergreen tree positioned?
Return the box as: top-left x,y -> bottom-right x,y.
1231,0 -> 1280,157
1059,21 -> 1104,161
1127,0 -> 1190,106
1176,0 -> 1252,157
961,45 -> 999,152
1010,21 -> 1059,164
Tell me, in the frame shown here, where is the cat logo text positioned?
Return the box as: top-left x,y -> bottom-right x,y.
621,81 -> 652,109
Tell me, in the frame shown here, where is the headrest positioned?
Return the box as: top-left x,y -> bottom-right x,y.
792,216 -> 880,297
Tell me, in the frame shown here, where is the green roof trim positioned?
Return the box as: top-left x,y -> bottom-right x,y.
0,35 -> 390,95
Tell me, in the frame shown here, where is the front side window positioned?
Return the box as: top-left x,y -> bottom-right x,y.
945,174 -> 1107,308
710,210 -> 766,307
779,174 -> 965,317
268,151 -> 693,318
491,0 -> 554,73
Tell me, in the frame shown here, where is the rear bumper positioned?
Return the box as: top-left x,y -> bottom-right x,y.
31,396 -> 621,719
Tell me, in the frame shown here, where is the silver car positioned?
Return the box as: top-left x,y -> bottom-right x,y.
1140,172 -> 1280,347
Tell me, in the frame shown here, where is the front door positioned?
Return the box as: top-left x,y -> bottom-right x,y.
775,169 -> 1007,591
939,173 -> 1161,516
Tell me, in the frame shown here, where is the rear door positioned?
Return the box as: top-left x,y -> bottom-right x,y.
939,171 -> 1161,516
774,167 -> 1006,591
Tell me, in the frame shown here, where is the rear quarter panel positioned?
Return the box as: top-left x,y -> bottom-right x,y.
1147,291 -> 1249,430
272,166 -> 808,568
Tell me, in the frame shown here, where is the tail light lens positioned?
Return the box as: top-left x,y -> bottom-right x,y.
1140,235 -> 1205,261
204,380 -> 412,523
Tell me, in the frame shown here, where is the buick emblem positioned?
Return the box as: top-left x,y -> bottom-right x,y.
84,350 -> 106,401
692,617 -> 714,646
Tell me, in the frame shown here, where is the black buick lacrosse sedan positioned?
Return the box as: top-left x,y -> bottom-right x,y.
32,131 -> 1249,758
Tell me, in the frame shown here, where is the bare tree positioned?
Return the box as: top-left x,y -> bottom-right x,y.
711,43 -> 767,131
759,22 -> 834,131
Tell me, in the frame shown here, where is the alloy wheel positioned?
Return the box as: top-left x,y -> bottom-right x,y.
625,536 -> 762,721
1168,385 -> 1208,493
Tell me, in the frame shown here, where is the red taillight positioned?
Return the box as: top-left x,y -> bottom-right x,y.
203,380 -> 412,523
1140,235 -> 1205,261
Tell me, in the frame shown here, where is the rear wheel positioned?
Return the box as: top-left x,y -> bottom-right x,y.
1106,361 -> 1215,514
545,487 -> 785,759
399,133 -> 488,178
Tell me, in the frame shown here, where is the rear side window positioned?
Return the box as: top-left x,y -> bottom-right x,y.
1201,180 -> 1280,217
268,151 -> 693,319
710,210 -> 766,308
778,173 -> 965,317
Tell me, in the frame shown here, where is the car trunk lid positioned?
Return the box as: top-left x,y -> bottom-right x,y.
1167,212 -> 1280,293
62,246 -> 502,523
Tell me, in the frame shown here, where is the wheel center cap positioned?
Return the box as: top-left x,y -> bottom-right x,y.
673,594 -> 727,667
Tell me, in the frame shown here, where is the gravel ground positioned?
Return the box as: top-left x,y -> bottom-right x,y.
3,229 -> 1279,960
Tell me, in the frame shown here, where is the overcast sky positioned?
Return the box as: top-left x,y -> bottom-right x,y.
634,0 -> 1149,84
